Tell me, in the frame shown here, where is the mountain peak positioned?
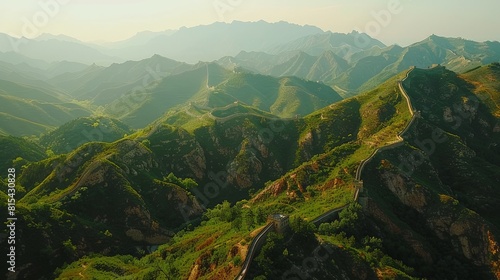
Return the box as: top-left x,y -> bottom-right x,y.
34,33 -> 82,43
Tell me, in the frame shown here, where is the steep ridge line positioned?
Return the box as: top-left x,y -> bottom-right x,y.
44,155 -> 111,204
234,67 -> 416,280
355,67 -> 416,181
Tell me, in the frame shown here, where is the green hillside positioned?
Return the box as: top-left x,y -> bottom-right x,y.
268,51 -> 318,78
40,116 -> 133,154
217,50 -> 297,74
115,63 -> 225,128
222,35 -> 500,96
7,138 -> 203,279
461,62 -> 500,116
269,31 -> 386,58
339,35 -> 500,93
48,55 -> 192,104
114,63 -> 343,128
0,78 -> 70,103
0,97 -> 91,136
354,65 -> 500,279
0,78 -> 94,136
211,73 -> 343,118
0,135 -> 45,171
0,112 -> 53,136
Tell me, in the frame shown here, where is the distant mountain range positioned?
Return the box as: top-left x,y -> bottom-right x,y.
218,32 -> 500,94
0,21 -> 324,65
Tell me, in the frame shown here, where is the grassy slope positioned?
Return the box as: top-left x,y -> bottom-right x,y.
8,137 -> 203,279
0,135 -> 46,171
461,62 -> 500,117
0,79 -> 93,136
114,64 -> 343,128
39,116 -> 133,154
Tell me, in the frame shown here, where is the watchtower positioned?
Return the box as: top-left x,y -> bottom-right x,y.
267,214 -> 290,234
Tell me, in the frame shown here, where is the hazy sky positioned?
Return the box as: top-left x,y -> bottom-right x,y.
1,0 -> 500,46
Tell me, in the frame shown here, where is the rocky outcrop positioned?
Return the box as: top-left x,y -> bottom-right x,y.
375,168 -> 496,268
227,146 -> 263,189
380,171 -> 428,212
364,198 -> 434,264
182,142 -> 207,179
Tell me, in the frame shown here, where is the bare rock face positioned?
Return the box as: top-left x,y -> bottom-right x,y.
298,130 -> 314,160
251,178 -> 287,202
182,142 -> 207,180
381,171 -> 428,212
364,198 -> 434,264
227,147 -> 263,189
111,139 -> 158,175
426,209 -> 493,266
378,169 -> 495,267
449,218 -> 489,265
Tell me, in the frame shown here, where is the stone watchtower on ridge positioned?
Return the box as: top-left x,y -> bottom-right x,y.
267,214 -> 290,234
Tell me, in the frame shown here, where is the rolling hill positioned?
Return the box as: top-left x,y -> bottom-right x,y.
47,54 -> 192,104
39,116 -> 133,154
0,79 -> 93,136
113,63 -> 343,128
0,135 -> 46,171
461,62 -> 500,117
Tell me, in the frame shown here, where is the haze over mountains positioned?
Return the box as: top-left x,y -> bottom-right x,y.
0,21 -> 324,64
1,20 -> 499,137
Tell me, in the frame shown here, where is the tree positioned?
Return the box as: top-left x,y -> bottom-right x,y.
306,186 -> 316,197
333,202 -> 364,236
181,178 -> 198,189
12,157 -> 27,170
231,217 -> 242,230
289,216 -> 315,240
46,149 -> 55,157
254,207 -> 266,224
243,209 -> 255,230
165,172 -> 181,185
62,239 -> 76,255
318,222 -> 335,235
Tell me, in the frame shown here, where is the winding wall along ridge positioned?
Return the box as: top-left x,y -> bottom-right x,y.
234,68 -> 416,280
